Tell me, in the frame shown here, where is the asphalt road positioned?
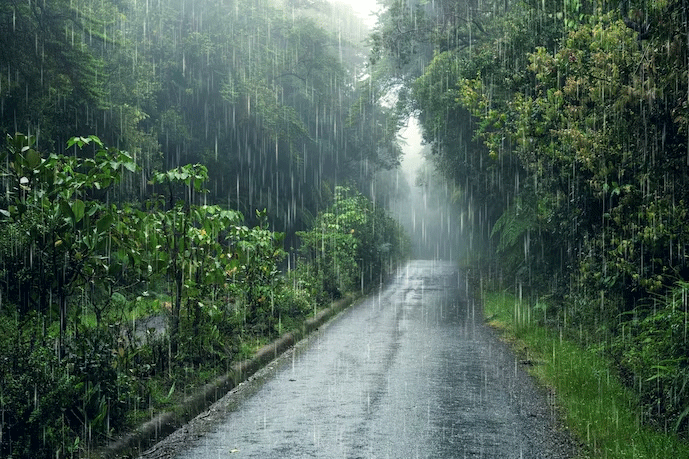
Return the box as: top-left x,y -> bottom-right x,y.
143,260 -> 576,459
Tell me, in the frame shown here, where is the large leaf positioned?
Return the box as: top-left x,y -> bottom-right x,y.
59,199 -> 75,224
72,199 -> 85,223
25,149 -> 41,169
96,214 -> 114,233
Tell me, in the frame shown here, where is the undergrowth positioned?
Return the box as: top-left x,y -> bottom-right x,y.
481,290 -> 689,458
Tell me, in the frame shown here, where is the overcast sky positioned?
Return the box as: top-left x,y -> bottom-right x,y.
337,0 -> 380,27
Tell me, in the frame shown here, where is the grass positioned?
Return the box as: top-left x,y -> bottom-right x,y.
238,336 -> 270,359
481,289 -> 689,458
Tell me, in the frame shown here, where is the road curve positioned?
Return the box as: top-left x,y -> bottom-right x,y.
142,260 -> 577,459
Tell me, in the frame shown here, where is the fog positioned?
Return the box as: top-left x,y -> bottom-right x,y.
386,117 -> 463,260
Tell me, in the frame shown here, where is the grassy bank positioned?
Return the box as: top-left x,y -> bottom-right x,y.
481,289 -> 689,458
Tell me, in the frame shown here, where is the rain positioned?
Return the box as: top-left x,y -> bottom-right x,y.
1,0 -> 688,458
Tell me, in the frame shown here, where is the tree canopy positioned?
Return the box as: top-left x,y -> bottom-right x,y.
0,0 -> 402,235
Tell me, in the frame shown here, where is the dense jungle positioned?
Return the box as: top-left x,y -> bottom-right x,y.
3,0 -> 689,457
371,0 -> 689,453
0,0 -> 410,456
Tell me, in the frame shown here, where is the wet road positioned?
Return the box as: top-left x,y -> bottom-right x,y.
166,260 -> 574,458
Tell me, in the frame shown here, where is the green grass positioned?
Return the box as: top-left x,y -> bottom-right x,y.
482,290 -> 689,458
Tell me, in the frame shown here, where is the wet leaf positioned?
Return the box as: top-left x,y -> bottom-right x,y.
25,149 -> 41,169
72,199 -> 85,223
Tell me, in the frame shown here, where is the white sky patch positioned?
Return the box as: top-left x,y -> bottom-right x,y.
332,0 -> 381,27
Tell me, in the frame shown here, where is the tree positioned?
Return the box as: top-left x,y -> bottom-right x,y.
0,1 -> 120,147
149,164 -> 212,357
0,133 -> 136,356
297,186 -> 410,298
230,210 -> 287,336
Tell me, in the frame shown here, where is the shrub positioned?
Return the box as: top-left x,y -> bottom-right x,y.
612,281 -> 689,435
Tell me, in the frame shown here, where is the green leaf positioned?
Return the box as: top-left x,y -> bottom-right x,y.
72,199 -> 85,223
60,200 -> 75,224
87,203 -> 100,217
164,382 -> 176,401
66,137 -> 82,148
123,160 -> 137,172
674,405 -> 689,433
96,214 -> 114,233
88,135 -> 103,148
25,149 -> 41,169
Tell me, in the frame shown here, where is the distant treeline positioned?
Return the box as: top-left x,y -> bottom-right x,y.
0,0 -> 402,234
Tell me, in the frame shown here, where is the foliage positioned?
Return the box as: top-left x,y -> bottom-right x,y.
0,0 -> 399,240
482,289 -> 689,458
0,130 -> 410,457
273,285 -> 314,332
612,281 -> 689,434
373,0 -> 689,440
230,210 -> 287,336
0,314 -> 133,458
0,314 -> 64,458
299,211 -> 360,298
0,0 -> 112,146
297,186 -> 411,298
0,133 -> 137,353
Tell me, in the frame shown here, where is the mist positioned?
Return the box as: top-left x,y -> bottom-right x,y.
383,117 -> 463,260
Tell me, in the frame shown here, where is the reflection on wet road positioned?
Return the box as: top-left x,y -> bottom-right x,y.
174,260 -> 572,458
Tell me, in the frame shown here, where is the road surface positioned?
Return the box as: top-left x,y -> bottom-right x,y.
141,260 -> 576,458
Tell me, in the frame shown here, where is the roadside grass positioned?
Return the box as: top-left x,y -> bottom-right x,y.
238,336 -> 270,359
481,290 -> 689,458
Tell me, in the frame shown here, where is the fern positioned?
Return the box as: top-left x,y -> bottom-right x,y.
491,197 -> 535,254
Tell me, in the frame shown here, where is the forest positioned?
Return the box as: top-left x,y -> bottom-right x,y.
0,0 -> 410,456
371,0 -> 689,450
4,0 -> 689,456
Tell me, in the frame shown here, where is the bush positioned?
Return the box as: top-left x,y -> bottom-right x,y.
0,314 -> 62,458
63,325 -> 130,436
612,281 -> 689,435
275,285 -> 315,331
0,314 -> 136,458
296,186 -> 411,298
